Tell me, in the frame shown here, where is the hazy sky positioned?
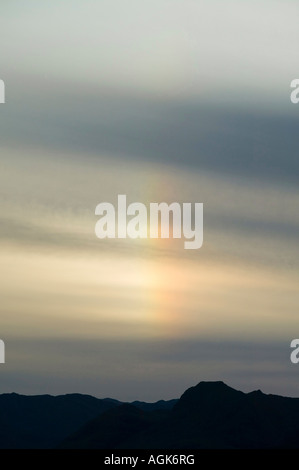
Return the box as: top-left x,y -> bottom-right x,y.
0,1 -> 298,401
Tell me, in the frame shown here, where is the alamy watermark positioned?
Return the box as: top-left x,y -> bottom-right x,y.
290,339 -> 299,364
95,195 -> 203,250
290,79 -> 299,104
0,80 -> 5,104
0,340 -> 5,363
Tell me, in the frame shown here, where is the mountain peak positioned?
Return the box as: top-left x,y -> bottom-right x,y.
182,380 -> 239,397
174,380 -> 244,415
195,380 -> 228,389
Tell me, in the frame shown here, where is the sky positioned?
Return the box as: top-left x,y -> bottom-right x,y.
0,0 -> 298,401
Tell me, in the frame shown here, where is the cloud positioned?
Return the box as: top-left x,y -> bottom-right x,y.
1,87 -> 299,186
1,336 -> 297,401
1,0 -> 298,103
0,0 -> 298,400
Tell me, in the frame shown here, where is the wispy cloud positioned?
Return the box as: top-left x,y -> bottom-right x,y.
0,0 -> 298,399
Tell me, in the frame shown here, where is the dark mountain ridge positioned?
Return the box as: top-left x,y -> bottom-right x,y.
2,381 -> 299,448
0,391 -> 176,448
60,381 -> 299,449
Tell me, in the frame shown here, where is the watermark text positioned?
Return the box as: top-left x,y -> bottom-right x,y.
95,195 -> 203,250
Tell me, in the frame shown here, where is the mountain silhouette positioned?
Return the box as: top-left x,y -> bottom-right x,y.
58,404 -> 170,449
0,392 -> 175,448
2,381 -> 299,448
60,381 -> 299,449
0,393 -> 120,448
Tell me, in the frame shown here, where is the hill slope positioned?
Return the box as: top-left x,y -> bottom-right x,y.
0,392 -> 176,448
60,381 -> 299,449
